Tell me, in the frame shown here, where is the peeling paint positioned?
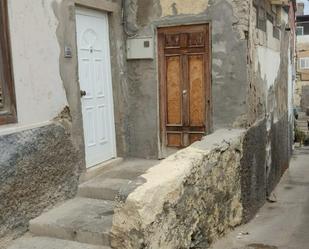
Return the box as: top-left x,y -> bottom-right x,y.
160,0 -> 209,17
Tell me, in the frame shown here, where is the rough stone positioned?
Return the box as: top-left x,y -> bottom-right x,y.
0,123 -> 82,240
111,129 -> 245,249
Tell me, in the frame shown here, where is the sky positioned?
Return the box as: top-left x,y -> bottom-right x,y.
298,0 -> 309,14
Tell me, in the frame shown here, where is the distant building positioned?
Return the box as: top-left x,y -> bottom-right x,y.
296,15 -> 309,109
297,2 -> 304,16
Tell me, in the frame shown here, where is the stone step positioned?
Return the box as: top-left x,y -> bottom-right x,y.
100,158 -> 158,180
7,237 -> 110,249
78,178 -> 130,200
77,159 -> 158,201
29,198 -> 115,246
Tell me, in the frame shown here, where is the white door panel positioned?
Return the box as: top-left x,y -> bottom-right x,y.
76,8 -> 116,168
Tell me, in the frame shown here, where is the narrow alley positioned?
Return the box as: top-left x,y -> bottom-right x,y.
211,147 -> 309,249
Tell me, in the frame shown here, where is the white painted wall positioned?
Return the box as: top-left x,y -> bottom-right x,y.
256,47 -> 281,90
0,0 -> 68,135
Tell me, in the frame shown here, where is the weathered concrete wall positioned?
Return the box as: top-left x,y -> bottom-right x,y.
111,129 -> 245,249
0,122 -> 82,240
247,1 -> 293,199
124,0 -> 250,158
1,0 -> 128,243
294,81 -> 309,108
1,0 -> 68,133
241,120 -> 267,222
301,85 -> 309,111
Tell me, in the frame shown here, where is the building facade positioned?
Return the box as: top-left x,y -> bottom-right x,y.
296,14 -> 309,110
0,0 -> 296,247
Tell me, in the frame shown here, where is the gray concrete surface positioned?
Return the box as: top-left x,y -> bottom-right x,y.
7,237 -> 110,249
78,158 -> 159,201
210,147 -> 309,249
29,198 -> 115,246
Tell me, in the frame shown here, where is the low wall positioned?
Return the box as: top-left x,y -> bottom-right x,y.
111,121 -> 292,248
0,122 -> 83,240
111,129 -> 245,249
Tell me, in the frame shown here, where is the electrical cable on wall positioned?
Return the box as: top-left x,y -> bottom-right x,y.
122,0 -> 138,38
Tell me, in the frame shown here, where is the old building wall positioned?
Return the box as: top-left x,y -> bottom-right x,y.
300,85 -> 309,110
124,0 -> 250,158
295,41 -> 309,109
0,0 -> 129,242
0,0 -> 85,241
1,0 -> 68,133
246,1 -> 293,204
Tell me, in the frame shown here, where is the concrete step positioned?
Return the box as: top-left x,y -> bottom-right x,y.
78,178 -> 130,200
7,237 -> 110,249
29,198 -> 115,246
100,158 -> 158,180
77,159 -> 158,201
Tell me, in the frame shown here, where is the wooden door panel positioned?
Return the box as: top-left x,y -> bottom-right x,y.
189,133 -> 204,144
189,54 -> 205,127
188,32 -> 205,48
158,24 -> 211,149
165,34 -> 181,48
166,56 -> 182,125
167,132 -> 182,147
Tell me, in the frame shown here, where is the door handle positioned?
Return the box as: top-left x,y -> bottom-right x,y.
183,90 -> 188,95
80,90 -> 87,97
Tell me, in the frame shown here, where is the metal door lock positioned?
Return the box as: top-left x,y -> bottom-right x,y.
80,90 -> 87,97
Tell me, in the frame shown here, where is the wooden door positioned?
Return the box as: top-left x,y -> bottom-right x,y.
76,8 -> 117,168
158,24 -> 211,148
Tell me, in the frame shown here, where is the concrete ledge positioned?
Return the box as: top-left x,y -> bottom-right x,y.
75,0 -> 119,12
111,129 -> 245,249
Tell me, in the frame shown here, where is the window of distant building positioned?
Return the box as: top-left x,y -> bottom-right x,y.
297,26 -> 304,36
300,57 -> 309,69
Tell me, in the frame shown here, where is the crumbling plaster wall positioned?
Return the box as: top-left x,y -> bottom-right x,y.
111,129 -> 245,249
124,0 -> 250,158
1,0 -> 129,243
1,0 -> 84,242
246,1 -> 292,203
0,0 -> 68,134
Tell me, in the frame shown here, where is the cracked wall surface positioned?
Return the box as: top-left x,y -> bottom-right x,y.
246,1 -> 293,202
124,0 -> 251,158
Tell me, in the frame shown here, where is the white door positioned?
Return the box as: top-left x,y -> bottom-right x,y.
76,8 -> 116,168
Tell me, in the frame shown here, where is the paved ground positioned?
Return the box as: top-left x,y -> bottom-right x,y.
210,147 -> 309,249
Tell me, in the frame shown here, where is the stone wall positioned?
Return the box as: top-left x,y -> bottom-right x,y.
111,130 -> 245,249
0,122 -> 83,241
111,124 -> 292,249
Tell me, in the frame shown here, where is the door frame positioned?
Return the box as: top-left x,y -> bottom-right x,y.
157,23 -> 212,155
75,7 -> 117,168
